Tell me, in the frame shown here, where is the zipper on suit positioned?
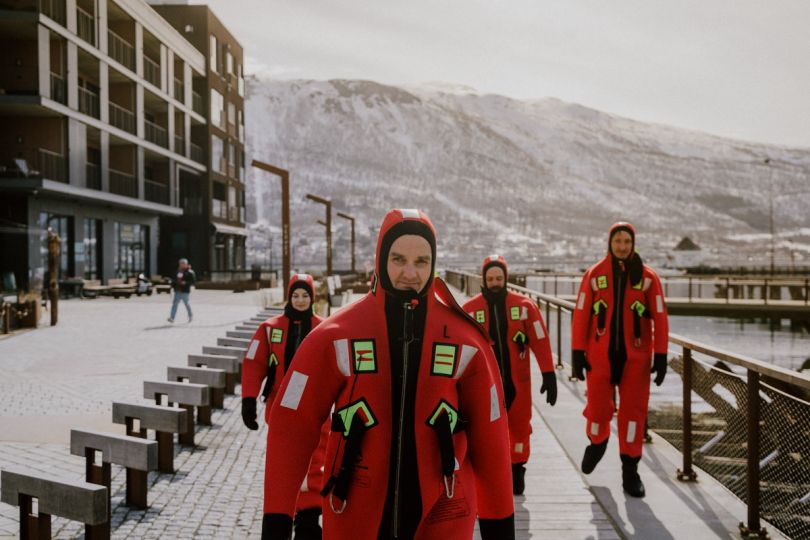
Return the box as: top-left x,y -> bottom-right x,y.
493,306 -> 506,380
614,265 -> 624,353
392,300 -> 415,538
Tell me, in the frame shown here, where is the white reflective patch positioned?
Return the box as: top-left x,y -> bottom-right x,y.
455,344 -> 477,379
487,254 -> 500,263
246,339 -> 260,360
627,421 -> 637,443
280,371 -> 308,410
533,320 -> 545,340
333,339 -> 350,377
643,278 -> 652,291
577,292 -> 586,310
467,311 -> 475,318
521,306 -> 528,320
590,422 -> 600,436
300,474 -> 309,492
515,443 -> 524,453
590,278 -> 598,291
399,209 -> 420,219
656,295 -> 664,313
490,384 -> 501,422
295,273 -> 308,282
454,458 -> 460,471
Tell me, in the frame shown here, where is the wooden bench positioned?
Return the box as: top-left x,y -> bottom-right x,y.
70,429 -> 157,510
1,467 -> 109,539
151,275 -> 172,295
106,278 -> 136,299
143,381 -> 209,446
167,365 -> 227,414
188,354 -> 240,394
111,402 -> 187,474
217,336 -> 250,348
82,280 -> 110,299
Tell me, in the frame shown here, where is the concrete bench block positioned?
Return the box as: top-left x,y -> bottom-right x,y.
188,354 -> 239,395
112,402 -> 187,434
167,366 -> 226,389
227,330 -> 254,339
143,380 -> 209,407
202,345 -> 246,359
218,336 -> 250,348
70,429 -> 158,472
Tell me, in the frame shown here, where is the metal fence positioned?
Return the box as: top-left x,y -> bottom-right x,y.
446,269 -> 810,539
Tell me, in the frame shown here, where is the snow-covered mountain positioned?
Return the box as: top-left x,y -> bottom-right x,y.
244,77 -> 810,272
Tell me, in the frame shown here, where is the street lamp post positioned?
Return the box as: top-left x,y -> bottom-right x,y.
337,212 -> 356,273
251,160 -> 291,296
306,194 -> 332,275
765,158 -> 775,274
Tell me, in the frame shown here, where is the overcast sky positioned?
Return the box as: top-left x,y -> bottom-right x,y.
194,0 -> 810,148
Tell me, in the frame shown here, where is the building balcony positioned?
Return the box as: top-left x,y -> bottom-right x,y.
76,5 -> 95,46
190,142 -> 204,164
109,102 -> 135,134
174,135 -> 185,156
78,86 -> 99,118
192,90 -> 204,116
50,72 -> 67,104
144,119 -> 167,148
143,55 -> 160,88
38,148 -> 66,183
86,162 -> 100,190
40,0 -> 66,26
173,78 -> 184,103
109,169 -> 136,198
108,30 -> 135,71
212,199 -> 227,219
144,178 -> 168,205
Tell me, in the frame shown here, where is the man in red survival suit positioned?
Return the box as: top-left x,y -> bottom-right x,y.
462,255 -> 557,495
241,273 -> 327,539
261,209 -> 515,540
571,222 -> 669,498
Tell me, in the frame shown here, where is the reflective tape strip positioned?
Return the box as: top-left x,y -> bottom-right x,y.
300,474 -> 309,492
454,457 -> 460,471
656,295 -> 664,313
590,278 -> 598,291
246,339 -> 260,360
533,320 -> 545,340
627,421 -> 637,443
399,209 -> 420,219
577,292 -> 586,310
490,384 -> 500,422
333,339 -> 350,377
280,371 -> 308,410
521,306 -> 528,320
643,278 -> 652,291
515,443 -> 524,453
467,311 -> 475,319
295,273 -> 308,282
487,254 -> 500,263
590,422 -> 600,436
455,344 -> 477,379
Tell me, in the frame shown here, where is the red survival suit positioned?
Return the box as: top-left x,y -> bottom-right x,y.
263,209 -> 514,540
571,223 -> 669,458
462,255 -> 555,465
241,274 -> 327,515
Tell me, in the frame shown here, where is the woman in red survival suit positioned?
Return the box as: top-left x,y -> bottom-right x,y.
462,255 -> 557,495
241,273 -> 326,539
261,209 -> 515,540
571,222 -> 669,498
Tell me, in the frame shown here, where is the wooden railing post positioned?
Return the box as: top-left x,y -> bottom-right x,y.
740,369 -> 767,538
677,347 -> 697,482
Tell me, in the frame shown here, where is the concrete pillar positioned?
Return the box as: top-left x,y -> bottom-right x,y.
136,83 -> 144,139
102,217 -> 116,282
67,41 -> 78,110
167,102 -> 175,153
99,62 -> 109,123
67,117 -> 86,187
74,209 -> 86,279
136,146 -> 145,200
65,0 -> 77,34
135,23 -> 143,78
169,161 -> 177,207
37,26 -> 50,99
183,63 -> 191,109
160,43 -> 168,94
166,50 -> 174,99
97,0 -> 108,55
100,130 -> 110,191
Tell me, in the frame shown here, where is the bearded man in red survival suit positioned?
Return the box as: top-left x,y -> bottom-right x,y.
462,255 -> 557,495
571,222 -> 669,498
261,209 -> 515,540
241,274 -> 327,539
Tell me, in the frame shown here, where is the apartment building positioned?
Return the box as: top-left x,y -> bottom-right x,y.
149,1 -> 246,278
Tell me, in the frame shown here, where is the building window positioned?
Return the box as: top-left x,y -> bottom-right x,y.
114,222 -> 149,279
228,140 -> 235,166
210,89 -> 224,128
83,218 -> 102,280
226,51 -> 233,75
209,35 -> 217,72
228,101 -> 235,126
39,212 -> 74,278
211,134 -> 223,173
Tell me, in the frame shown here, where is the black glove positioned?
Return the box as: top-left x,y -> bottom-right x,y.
479,514 -> 515,540
651,353 -> 668,386
572,350 -> 590,381
241,397 -> 259,430
262,513 -> 292,540
540,371 -> 558,406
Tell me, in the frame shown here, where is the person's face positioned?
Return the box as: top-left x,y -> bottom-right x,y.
387,235 -> 432,292
610,231 -> 634,260
485,266 -> 505,292
290,288 -> 311,311
179,260 -> 189,270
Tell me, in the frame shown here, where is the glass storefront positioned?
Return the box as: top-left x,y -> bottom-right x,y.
83,218 -> 101,280
38,212 -> 73,278
114,222 -> 149,278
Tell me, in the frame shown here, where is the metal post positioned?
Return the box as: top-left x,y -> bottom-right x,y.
763,278 -> 769,306
677,348 -> 697,481
307,194 -> 332,275
251,161 -> 291,296
740,369 -> 767,538
556,305 -> 562,370
688,277 -> 692,302
337,212 -> 356,273
726,277 -> 730,304
48,230 -> 59,326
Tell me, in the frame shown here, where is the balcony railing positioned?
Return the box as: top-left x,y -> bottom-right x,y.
86,162 -> 101,190
50,72 -> 66,104
144,119 -> 167,148
240,207 -> 245,223
173,78 -> 184,102
38,148 -> 66,183
228,207 -> 239,221
78,86 -> 99,118
109,102 -> 135,134
192,90 -> 204,116
190,142 -> 205,164
143,55 -> 160,88
174,135 -> 185,156
108,30 -> 135,71
212,199 -> 227,219
39,0 -> 66,25
76,6 -> 95,45
144,179 -> 168,205
109,169 -> 136,198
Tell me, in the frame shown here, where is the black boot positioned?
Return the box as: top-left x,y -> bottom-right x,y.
262,513 -> 292,540
621,454 -> 645,498
581,439 -> 608,474
511,463 -> 527,495
293,508 -> 322,540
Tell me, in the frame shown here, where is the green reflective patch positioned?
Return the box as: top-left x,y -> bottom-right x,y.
268,352 -> 278,367
352,339 -> 377,373
630,300 -> 646,317
336,399 -> 377,438
371,274 -> 378,294
270,328 -> 283,343
427,400 -> 459,433
597,275 -> 608,289
431,343 -> 457,377
510,306 -> 521,320
475,310 -> 485,323
512,330 -> 527,344
592,299 -> 608,315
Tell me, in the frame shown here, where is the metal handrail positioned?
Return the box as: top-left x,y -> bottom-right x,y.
76,5 -> 95,45
107,29 -> 135,71
78,86 -> 99,118
144,119 -> 167,148
143,55 -> 160,87
109,102 -> 135,134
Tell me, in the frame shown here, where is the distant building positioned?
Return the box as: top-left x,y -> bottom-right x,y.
671,236 -> 704,269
